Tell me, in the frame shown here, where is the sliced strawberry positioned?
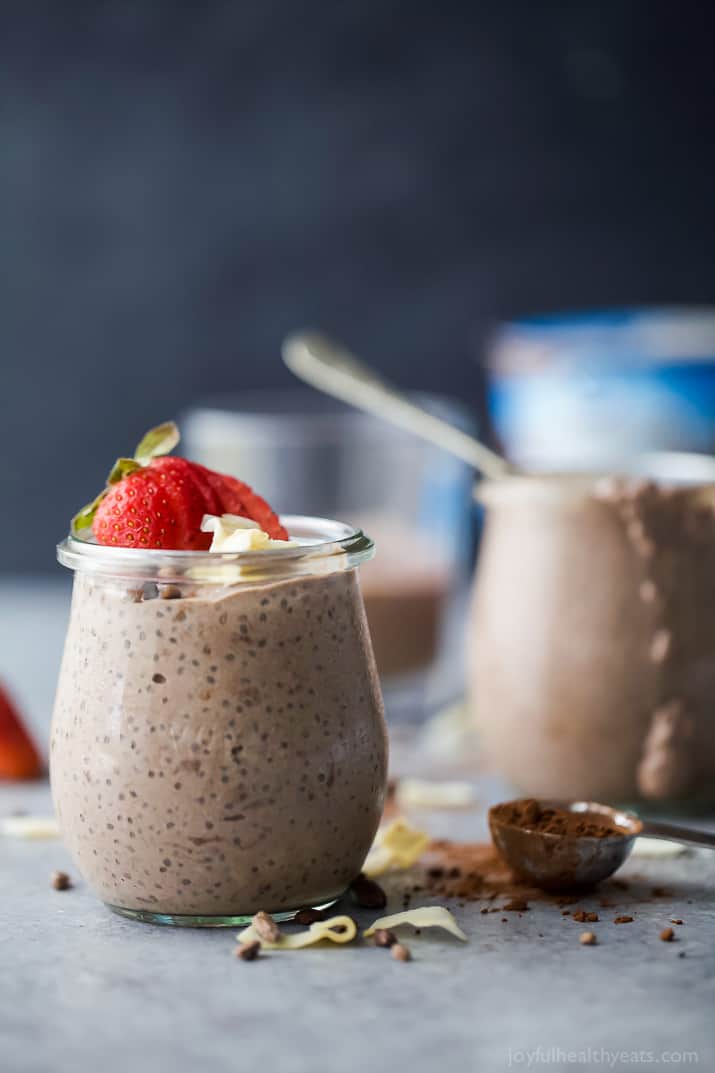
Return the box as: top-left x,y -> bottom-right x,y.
0,683 -> 43,780
162,458 -> 222,519
194,465 -> 289,540
145,457 -> 216,550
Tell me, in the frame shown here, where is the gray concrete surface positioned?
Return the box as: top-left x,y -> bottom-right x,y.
1,579 -> 714,1073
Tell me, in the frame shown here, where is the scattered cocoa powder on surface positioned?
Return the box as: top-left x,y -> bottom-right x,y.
503,898 -> 529,911
572,910 -> 599,923
659,927 -> 675,942
421,840 -> 530,902
420,840 -> 621,910
408,837 -> 688,934
614,915 -> 634,924
490,799 -> 630,839
670,919 -> 684,925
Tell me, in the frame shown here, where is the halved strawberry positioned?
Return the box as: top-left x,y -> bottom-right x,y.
0,683 -> 43,780
72,421 -> 288,550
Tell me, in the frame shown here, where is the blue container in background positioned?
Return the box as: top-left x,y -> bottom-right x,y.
487,308 -> 715,470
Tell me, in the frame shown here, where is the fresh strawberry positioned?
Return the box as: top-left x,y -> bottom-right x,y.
0,683 -> 43,780
193,464 -> 289,541
72,421 -> 289,550
93,459 -> 213,550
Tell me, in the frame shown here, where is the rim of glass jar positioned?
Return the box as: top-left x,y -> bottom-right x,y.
475,451 -> 715,507
56,515 -> 374,583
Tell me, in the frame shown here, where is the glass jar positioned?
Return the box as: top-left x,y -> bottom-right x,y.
51,517 -> 388,926
467,462 -> 715,810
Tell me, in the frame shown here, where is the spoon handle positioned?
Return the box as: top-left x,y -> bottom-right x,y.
282,330 -> 516,480
639,819 -> 715,849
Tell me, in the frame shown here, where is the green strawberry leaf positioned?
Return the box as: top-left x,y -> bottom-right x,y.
134,421 -> 180,466
71,458 -> 141,537
107,457 -> 142,485
71,490 -> 107,535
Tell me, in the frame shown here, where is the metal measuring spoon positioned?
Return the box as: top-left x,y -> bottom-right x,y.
489,799 -> 715,891
282,330 -> 517,480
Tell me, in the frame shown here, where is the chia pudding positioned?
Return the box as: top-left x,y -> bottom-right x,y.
468,474 -> 715,807
51,519 -> 388,923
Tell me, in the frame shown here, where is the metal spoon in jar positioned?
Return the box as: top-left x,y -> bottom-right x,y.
281,330 -> 517,481
488,799 -> 715,891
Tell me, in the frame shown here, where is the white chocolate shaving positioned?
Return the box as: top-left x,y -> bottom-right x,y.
632,837 -> 686,858
236,914 -> 357,949
363,817 -> 430,877
201,513 -> 297,552
1,815 -> 61,839
396,778 -> 477,810
364,906 -> 468,942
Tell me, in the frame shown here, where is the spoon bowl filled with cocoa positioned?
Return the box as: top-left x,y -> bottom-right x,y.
488,798 -> 715,892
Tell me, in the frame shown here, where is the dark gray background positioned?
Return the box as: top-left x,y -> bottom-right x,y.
1,0 -> 714,572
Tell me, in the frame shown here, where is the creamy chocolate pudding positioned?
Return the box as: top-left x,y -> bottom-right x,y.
51,522 -> 388,923
468,474 -> 715,807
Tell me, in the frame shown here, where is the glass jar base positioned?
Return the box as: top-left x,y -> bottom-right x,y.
106,896 -> 342,928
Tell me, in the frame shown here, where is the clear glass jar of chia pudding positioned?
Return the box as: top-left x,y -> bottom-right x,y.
51,517 -> 388,926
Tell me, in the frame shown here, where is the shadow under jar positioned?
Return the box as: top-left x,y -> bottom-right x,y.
467,462 -> 715,809
51,518 -> 388,926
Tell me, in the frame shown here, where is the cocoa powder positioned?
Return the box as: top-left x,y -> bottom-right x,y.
491,799 -> 628,839
409,838 -> 688,931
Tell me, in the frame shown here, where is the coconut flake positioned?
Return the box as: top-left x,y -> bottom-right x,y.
364,906 -> 468,943
2,815 -> 61,839
236,914 -> 357,950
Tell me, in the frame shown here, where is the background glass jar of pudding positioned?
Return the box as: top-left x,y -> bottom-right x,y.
183,392 -> 477,724
51,518 -> 388,926
467,457 -> 715,809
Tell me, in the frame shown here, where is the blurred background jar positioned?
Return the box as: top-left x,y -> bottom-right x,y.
467,306 -> 715,809
184,391 -> 478,724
